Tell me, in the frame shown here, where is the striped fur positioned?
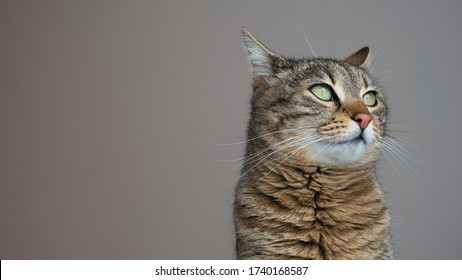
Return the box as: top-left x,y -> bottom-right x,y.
234,28 -> 392,259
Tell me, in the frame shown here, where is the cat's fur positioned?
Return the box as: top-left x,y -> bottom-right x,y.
234,27 -> 392,259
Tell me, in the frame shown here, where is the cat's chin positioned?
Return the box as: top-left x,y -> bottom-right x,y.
303,138 -> 375,165
302,125 -> 378,165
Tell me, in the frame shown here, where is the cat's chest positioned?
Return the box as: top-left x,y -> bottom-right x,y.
267,170 -> 384,259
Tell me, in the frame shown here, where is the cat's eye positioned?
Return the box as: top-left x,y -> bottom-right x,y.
362,91 -> 377,107
310,84 -> 335,101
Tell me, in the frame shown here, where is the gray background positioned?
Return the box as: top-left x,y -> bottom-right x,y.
1,0 -> 461,259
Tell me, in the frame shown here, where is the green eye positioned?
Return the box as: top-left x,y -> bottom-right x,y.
362,91 -> 377,106
310,84 -> 334,101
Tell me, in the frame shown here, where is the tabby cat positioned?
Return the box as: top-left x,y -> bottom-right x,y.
234,27 -> 392,259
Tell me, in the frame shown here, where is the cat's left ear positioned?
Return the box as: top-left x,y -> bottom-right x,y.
345,47 -> 371,67
241,27 -> 282,89
241,27 -> 276,75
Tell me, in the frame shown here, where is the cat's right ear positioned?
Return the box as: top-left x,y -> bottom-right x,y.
345,47 -> 371,67
241,27 -> 278,89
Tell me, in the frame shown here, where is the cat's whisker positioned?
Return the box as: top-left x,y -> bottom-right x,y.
213,139 -> 286,166
256,136 -> 324,183
382,139 -> 428,182
380,142 -> 420,178
240,133 -> 318,161
386,120 -> 419,124
212,158 -> 244,163
384,134 -> 419,147
239,134 -> 321,169
209,126 -> 318,146
382,137 -> 426,165
233,135 -> 319,182
379,68 -> 406,76
376,143 -> 407,182
231,135 -> 309,171
238,135 -> 312,173
386,129 -> 421,134
369,46 -> 382,68
384,135 -> 420,154
311,138 -> 335,161
266,135 -> 322,164
234,128 -> 320,162
290,7 -> 318,58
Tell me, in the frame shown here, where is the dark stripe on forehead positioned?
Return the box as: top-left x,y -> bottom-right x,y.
339,64 -> 362,95
328,73 -> 336,85
362,75 -> 369,88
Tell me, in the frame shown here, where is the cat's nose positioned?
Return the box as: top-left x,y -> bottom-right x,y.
353,113 -> 372,130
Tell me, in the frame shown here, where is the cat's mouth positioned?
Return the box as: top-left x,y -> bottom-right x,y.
335,134 -> 367,145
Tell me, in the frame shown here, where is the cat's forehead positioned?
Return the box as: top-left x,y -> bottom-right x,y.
298,58 -> 377,95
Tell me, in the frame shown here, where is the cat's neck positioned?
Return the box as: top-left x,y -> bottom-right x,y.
243,154 -> 378,193
289,159 -> 372,177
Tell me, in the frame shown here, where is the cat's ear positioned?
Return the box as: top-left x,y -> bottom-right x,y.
241,27 -> 280,89
345,47 -> 371,67
241,27 -> 275,76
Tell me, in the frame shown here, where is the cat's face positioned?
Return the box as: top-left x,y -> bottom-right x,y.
242,28 -> 386,165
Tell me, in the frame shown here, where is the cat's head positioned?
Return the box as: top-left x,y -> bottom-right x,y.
242,27 -> 386,166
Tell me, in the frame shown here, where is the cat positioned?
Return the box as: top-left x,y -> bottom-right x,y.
233,27 -> 393,260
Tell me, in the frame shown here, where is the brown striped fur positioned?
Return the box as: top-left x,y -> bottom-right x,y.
234,28 -> 392,259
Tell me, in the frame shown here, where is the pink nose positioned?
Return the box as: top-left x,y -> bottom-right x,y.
353,113 -> 372,130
